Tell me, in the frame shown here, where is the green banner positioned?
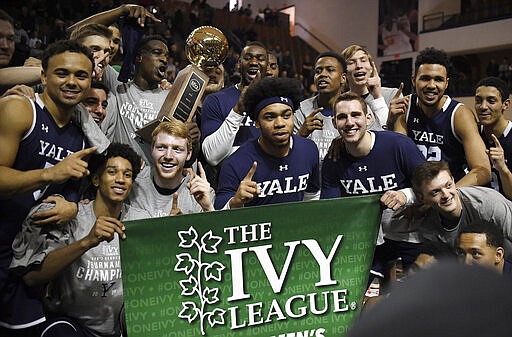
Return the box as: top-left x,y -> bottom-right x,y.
120,195 -> 381,337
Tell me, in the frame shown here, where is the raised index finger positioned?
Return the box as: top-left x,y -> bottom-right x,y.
307,107 -> 324,118
170,192 -> 180,214
197,161 -> 207,179
370,61 -> 378,77
491,134 -> 503,149
96,51 -> 109,64
393,82 -> 404,100
244,161 -> 258,181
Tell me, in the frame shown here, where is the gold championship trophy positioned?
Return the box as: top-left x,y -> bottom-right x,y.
136,26 -> 228,142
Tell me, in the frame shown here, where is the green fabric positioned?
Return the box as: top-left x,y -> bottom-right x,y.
121,195 -> 382,336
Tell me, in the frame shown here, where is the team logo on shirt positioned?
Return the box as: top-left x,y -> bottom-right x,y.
39,140 -> 75,162
139,99 -> 154,110
257,174 -> 310,197
101,282 -> 116,297
411,130 -> 444,145
340,173 -> 398,195
120,100 -> 159,128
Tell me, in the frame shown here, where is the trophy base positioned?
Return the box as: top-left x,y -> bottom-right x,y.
134,116 -> 173,146
136,64 -> 208,143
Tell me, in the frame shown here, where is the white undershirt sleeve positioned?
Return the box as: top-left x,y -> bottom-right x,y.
202,109 -> 245,166
368,96 -> 388,129
398,187 -> 417,206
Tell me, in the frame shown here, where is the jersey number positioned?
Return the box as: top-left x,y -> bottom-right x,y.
417,145 -> 441,161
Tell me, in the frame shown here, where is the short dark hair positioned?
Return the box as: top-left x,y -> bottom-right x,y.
333,91 -> 368,115
476,76 -> 510,103
268,52 -> 278,61
90,81 -> 109,95
411,161 -> 451,194
42,39 -> 94,72
135,35 -> 168,56
315,52 -> 347,73
0,9 -> 14,26
414,47 -> 451,75
418,240 -> 457,260
241,41 -> 267,61
89,143 -> 142,180
244,77 -> 303,121
460,220 -> 504,249
245,40 -> 266,50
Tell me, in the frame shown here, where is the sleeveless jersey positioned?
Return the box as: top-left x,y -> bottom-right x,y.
481,121 -> 512,194
406,94 -> 468,181
0,95 -> 85,328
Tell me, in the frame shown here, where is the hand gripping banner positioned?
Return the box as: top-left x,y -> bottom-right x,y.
120,195 -> 382,337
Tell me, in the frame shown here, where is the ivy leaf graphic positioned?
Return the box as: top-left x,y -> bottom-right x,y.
206,308 -> 225,327
179,275 -> 198,296
178,226 -> 198,248
202,287 -> 220,305
178,301 -> 199,323
175,253 -> 196,275
201,230 -> 222,253
204,261 -> 225,282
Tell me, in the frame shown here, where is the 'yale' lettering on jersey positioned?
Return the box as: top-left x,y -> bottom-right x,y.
257,174 -> 310,197
340,173 -> 397,195
39,140 -> 74,162
411,130 -> 444,145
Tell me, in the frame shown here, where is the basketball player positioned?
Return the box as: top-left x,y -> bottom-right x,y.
321,92 -> 425,278
130,119 -> 215,217
341,44 -> 400,130
392,47 -> 490,187
0,40 -> 95,336
294,52 -> 347,164
475,77 -> 512,198
10,143 -> 149,337
82,82 -> 109,127
215,77 -> 320,209
266,52 -> 279,78
201,41 -> 268,167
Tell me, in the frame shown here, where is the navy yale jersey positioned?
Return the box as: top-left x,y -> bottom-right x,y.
321,131 -> 424,198
215,135 -> 320,208
0,95 -> 85,271
406,94 -> 467,181
0,95 -> 85,328
481,121 -> 512,194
